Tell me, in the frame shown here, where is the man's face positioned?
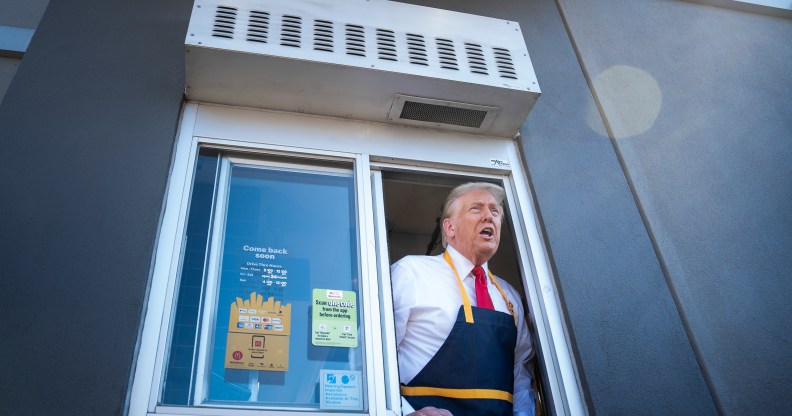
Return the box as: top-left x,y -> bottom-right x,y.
443,189 -> 503,265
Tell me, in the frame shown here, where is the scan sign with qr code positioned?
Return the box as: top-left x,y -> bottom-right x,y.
311,289 -> 358,347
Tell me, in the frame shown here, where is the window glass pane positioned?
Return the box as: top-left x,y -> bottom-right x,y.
161,151 -> 365,411
161,148 -> 220,405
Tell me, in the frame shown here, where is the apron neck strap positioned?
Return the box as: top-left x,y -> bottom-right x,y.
443,251 -> 516,325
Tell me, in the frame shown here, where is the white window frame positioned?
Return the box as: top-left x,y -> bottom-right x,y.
128,102 -> 586,416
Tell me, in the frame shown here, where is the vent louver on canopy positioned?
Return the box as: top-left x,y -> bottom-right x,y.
186,0 -> 540,137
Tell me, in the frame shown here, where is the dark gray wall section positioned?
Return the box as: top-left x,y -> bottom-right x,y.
0,0 -> 192,414
0,0 -> 49,103
402,1 -> 718,414
0,57 -> 19,102
515,1 -> 720,414
0,0 -> 50,28
558,1 -> 792,414
515,1 -> 718,414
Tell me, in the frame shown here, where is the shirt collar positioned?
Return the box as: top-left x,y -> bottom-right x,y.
446,244 -> 489,280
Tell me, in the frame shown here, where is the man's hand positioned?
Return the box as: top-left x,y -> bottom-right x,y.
408,406 -> 453,416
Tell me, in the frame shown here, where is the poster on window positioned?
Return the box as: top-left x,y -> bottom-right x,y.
319,369 -> 363,410
311,289 -> 358,347
224,292 -> 291,371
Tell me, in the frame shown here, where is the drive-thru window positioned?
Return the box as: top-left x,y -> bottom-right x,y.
127,1 -> 585,415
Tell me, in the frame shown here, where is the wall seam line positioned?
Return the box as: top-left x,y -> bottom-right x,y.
552,1 -> 725,414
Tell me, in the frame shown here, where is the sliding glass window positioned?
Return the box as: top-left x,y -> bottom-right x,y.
159,148 -> 366,412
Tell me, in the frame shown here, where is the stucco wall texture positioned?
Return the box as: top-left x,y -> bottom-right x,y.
556,0 -> 792,414
0,0 -> 193,414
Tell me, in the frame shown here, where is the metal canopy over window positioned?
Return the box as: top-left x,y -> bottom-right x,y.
184,0 -> 541,137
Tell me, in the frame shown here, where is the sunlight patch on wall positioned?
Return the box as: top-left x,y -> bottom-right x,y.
587,65 -> 662,140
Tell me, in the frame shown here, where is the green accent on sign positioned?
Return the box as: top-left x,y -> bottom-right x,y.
311,289 -> 358,347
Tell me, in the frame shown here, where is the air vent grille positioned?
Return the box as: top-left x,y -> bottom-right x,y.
246,10 -> 269,43
376,29 -> 397,61
465,42 -> 488,75
313,19 -> 334,52
399,100 -> 488,128
406,33 -> 428,66
436,38 -> 459,71
493,47 -> 517,79
345,24 -> 366,57
200,4 -> 528,82
212,6 -> 237,39
280,15 -> 302,47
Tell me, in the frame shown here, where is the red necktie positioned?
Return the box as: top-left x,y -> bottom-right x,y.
473,265 -> 494,310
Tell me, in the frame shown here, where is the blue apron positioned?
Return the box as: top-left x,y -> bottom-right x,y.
401,252 -> 517,415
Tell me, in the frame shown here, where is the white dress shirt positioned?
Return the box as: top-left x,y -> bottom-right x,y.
391,245 -> 534,414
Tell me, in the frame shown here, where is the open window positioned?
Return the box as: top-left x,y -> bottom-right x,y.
370,168 -> 548,415
377,170 -> 524,295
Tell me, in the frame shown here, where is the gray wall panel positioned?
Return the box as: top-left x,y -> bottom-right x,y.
558,0 -> 792,414
0,0 -> 49,28
515,1 -> 718,414
0,0 -> 192,414
400,1 -> 718,414
0,57 -> 20,102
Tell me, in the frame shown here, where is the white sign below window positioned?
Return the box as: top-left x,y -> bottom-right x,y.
319,370 -> 363,411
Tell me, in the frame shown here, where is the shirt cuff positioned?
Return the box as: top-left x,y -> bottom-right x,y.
401,396 -> 416,415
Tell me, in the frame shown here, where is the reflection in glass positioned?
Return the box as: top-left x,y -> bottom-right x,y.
161,148 -> 219,405
161,151 -> 364,411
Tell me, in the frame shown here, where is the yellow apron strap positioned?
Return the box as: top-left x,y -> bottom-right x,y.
443,251 -> 515,326
489,270 -> 518,327
444,251 -> 474,323
401,385 -> 514,403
